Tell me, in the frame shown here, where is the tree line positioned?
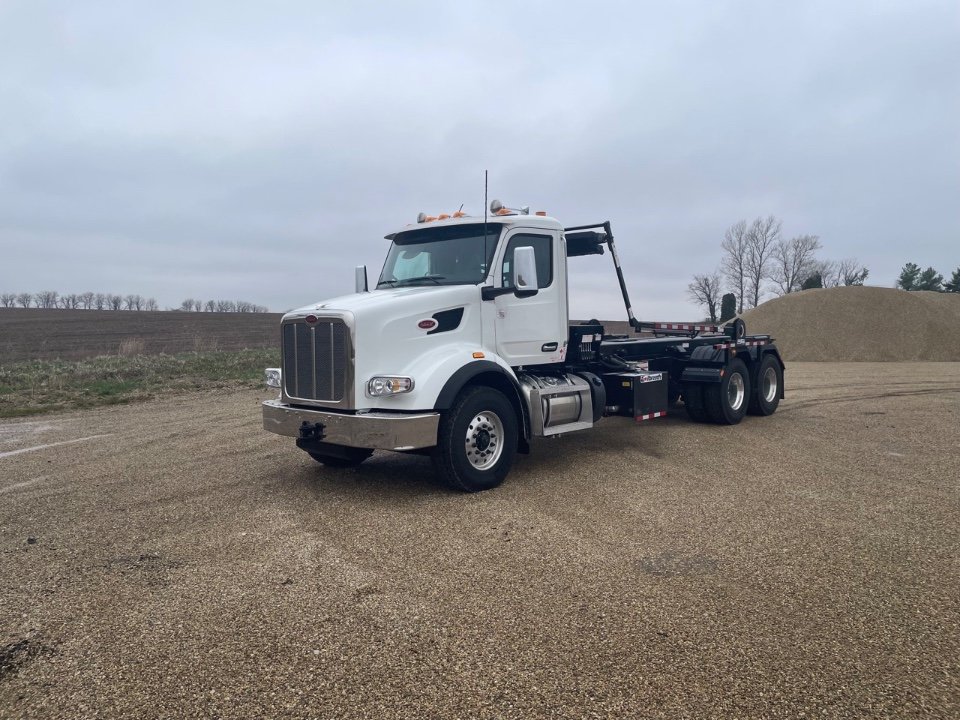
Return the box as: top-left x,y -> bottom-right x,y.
896,264 -> 960,293
178,298 -> 270,313
0,291 -> 269,313
688,216 -> 869,322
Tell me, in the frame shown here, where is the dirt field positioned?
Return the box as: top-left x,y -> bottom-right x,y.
1,363 -> 958,718
0,309 -> 282,363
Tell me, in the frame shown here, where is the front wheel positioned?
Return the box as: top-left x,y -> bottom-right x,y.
432,386 -> 518,492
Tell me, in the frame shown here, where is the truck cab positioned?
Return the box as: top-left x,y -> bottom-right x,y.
263,203 -> 785,492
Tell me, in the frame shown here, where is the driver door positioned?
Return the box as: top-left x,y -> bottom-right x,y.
493,229 -> 567,367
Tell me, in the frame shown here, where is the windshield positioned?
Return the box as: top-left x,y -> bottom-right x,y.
377,223 -> 502,288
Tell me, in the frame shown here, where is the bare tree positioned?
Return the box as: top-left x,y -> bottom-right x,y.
745,215 -> 781,308
95,293 -> 106,310
687,272 -> 723,323
108,294 -> 123,311
180,298 -> 196,312
810,260 -> 840,288
194,300 -> 203,311
0,293 -> 15,308
215,300 -> 236,312
770,234 -> 821,296
204,299 -> 215,312
17,292 -> 34,308
36,291 -> 59,308
78,291 -> 95,309
720,220 -> 749,314
145,297 -> 158,311
836,258 -> 869,286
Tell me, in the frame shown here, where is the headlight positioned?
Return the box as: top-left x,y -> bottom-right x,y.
367,376 -> 414,397
264,368 -> 282,388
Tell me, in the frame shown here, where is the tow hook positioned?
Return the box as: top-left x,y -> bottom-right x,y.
298,421 -> 326,441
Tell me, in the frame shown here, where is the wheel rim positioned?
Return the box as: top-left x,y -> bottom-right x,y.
727,373 -> 745,411
465,410 -> 504,470
762,366 -> 778,403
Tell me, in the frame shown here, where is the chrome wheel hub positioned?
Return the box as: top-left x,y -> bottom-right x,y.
727,373 -> 745,411
762,366 -> 778,403
465,411 -> 504,470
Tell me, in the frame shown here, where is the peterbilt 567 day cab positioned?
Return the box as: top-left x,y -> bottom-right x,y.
262,202 -> 785,492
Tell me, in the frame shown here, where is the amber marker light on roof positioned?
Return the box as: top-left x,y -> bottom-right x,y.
472,351 -> 485,359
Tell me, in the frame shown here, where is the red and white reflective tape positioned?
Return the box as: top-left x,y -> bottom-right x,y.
635,411 -> 667,422
713,339 -> 768,350
648,322 -> 720,332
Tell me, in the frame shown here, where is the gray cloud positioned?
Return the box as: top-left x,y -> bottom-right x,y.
1,0 -> 957,319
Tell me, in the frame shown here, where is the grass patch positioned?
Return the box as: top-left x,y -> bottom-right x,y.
0,348 -> 279,418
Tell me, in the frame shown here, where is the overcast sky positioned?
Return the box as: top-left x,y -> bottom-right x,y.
1,1 -> 957,320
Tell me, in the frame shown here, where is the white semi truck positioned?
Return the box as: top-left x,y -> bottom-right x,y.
262,202 -> 784,492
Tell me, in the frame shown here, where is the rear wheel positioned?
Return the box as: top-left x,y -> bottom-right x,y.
704,358 -> 750,425
432,386 -> 518,492
748,354 -> 782,416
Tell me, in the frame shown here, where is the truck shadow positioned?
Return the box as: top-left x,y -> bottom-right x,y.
271,409 -> 693,501
278,451 -> 447,501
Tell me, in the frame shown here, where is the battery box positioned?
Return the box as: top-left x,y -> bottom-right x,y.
602,371 -> 669,421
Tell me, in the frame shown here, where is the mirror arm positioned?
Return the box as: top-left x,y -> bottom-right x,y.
481,286 -> 539,301
481,286 -> 514,301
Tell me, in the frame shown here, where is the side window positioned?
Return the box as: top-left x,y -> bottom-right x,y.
501,234 -> 553,289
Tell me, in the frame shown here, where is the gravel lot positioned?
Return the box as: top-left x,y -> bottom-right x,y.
2,363 -> 958,718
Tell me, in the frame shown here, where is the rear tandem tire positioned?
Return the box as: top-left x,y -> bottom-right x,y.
748,354 -> 783,416
704,358 -> 750,425
432,386 -> 518,493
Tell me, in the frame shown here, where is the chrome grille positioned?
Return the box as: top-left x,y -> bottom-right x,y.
282,319 -> 349,403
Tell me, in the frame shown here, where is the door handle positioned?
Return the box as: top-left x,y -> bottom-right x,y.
541,342 -> 558,352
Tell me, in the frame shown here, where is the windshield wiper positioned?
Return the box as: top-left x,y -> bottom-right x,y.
394,275 -> 446,286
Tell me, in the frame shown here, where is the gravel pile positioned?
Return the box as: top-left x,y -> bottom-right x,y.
741,286 -> 960,361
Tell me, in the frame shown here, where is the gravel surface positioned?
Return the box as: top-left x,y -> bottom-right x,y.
1,363 -> 958,718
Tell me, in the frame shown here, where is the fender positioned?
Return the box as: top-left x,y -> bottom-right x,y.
433,358 -> 532,446
434,360 -> 514,409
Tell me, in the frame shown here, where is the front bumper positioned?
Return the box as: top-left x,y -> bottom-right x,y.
262,400 -> 440,451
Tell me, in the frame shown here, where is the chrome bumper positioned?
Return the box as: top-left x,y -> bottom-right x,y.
261,400 -> 440,451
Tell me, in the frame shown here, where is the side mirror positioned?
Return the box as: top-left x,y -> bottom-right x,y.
355,265 -> 368,293
513,246 -> 538,297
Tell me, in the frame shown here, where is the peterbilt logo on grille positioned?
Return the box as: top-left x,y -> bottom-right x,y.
305,314 -> 318,324
417,318 -> 438,331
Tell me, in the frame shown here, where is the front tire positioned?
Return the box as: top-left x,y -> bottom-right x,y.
432,386 -> 518,492
704,358 -> 751,425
